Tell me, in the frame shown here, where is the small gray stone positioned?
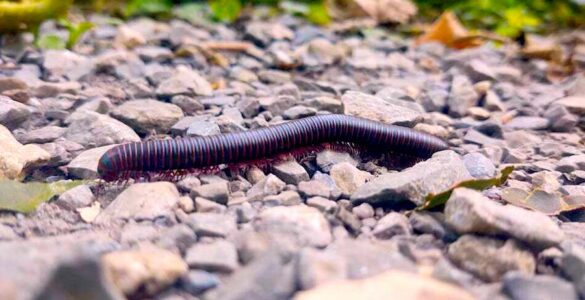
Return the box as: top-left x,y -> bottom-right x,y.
342,91 -> 422,126
304,97 -> 344,114
372,212 -> 410,239
66,145 -> 116,179
110,99 -> 183,134
298,180 -> 331,199
18,126 -> 66,144
464,60 -> 496,82
544,104 -> 578,132
445,188 -> 564,249
64,111 -> 140,148
463,152 -> 496,179
282,106 -> 317,120
156,66 -> 212,98
171,95 -> 204,115
190,182 -> 229,205
272,161 -> 310,185
253,205 -> 332,248
186,120 -> 221,137
448,75 -> 479,117
463,129 -> 505,147
557,155 -> 585,173
207,251 -> 296,300
297,248 -> 347,289
448,235 -> 535,282
351,150 -> 471,206
409,212 -> 448,240
185,240 -> 238,273
43,50 -> 94,81
330,162 -> 371,196
236,98 -> 261,118
259,95 -> 298,115
263,191 -> 302,206
316,150 -> 357,173
503,272 -> 578,300
504,116 -> 550,130
184,213 -> 237,238
0,96 -> 30,130
306,197 -> 337,213
352,203 -> 374,219
200,96 -> 236,108
181,270 -> 220,295
246,174 -> 286,202
55,185 -> 95,210
157,225 -> 197,254
96,182 -> 180,223
195,197 -> 226,213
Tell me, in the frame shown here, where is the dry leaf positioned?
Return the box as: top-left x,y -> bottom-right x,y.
77,202 -> 101,223
501,187 -> 585,216
326,0 -> 416,24
416,11 -> 484,49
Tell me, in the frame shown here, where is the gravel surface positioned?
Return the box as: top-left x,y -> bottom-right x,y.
0,13 -> 584,300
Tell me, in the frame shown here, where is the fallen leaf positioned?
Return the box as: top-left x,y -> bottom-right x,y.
0,180 -> 85,213
419,166 -> 514,210
326,0 -> 416,24
77,202 -> 101,223
501,187 -> 585,215
416,11 -> 487,49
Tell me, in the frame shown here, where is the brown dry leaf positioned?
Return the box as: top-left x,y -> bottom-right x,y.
416,11 -> 484,49
326,0 -> 416,24
501,187 -> 585,215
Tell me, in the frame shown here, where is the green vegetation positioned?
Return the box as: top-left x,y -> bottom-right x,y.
415,0 -> 585,37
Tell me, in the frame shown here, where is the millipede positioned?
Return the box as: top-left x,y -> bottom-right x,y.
97,114 -> 449,182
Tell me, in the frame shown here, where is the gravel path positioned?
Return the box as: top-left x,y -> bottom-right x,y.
0,13 -> 584,300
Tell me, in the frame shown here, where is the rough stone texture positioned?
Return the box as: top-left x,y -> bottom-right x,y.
0,125 -> 50,180
185,240 -> 238,273
372,212 -> 411,239
253,205 -> 332,247
110,99 -> 184,134
96,182 -> 180,223
102,245 -> 188,296
351,151 -> 471,206
272,160 -> 310,185
294,271 -> 474,300
55,185 -> 95,210
0,96 -> 31,130
448,235 -> 536,282
184,213 -> 237,238
316,150 -> 357,173
445,188 -> 564,249
462,152 -> 496,179
190,182 -> 229,205
330,162 -> 372,196
64,111 -> 140,147
502,273 -> 578,300
156,65 -> 212,98
448,75 -> 479,117
66,145 -> 115,179
342,91 -> 422,126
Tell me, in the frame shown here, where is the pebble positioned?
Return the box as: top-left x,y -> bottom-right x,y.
448,235 -> 536,282
0,125 -> 50,180
263,190 -> 302,206
55,184 -> 95,210
306,197 -> 337,213
64,110 -> 140,147
502,272 -> 578,300
190,182 -> 229,205
316,150 -> 357,173
351,150 -> 471,206
462,152 -> 496,179
352,203 -> 374,219
330,162 -> 372,196
66,145 -> 115,179
184,213 -> 237,238
246,174 -> 286,202
445,188 -> 564,249
342,91 -> 422,126
272,160 -> 310,184
156,66 -> 212,98
298,180 -> 331,199
0,96 -> 30,130
505,116 -> 550,130
557,155 -> 585,173
372,212 -> 411,239
254,205 -> 332,247
181,270 -> 220,295
96,182 -> 180,223
102,245 -> 187,296
110,99 -> 183,134
186,120 -> 221,137
185,240 -> 239,273
448,75 -> 479,117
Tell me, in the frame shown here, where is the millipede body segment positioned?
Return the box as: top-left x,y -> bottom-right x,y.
97,114 -> 449,182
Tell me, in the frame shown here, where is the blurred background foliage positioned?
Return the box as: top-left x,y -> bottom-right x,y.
0,0 -> 583,39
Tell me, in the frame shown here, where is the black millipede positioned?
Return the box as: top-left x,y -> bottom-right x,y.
97,114 -> 449,182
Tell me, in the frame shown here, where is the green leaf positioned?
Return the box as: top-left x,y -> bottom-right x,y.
125,0 -> 173,17
0,180 -> 86,213
419,166 -> 514,210
64,21 -> 94,49
209,0 -> 242,23
306,2 -> 331,25
36,34 -> 66,50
